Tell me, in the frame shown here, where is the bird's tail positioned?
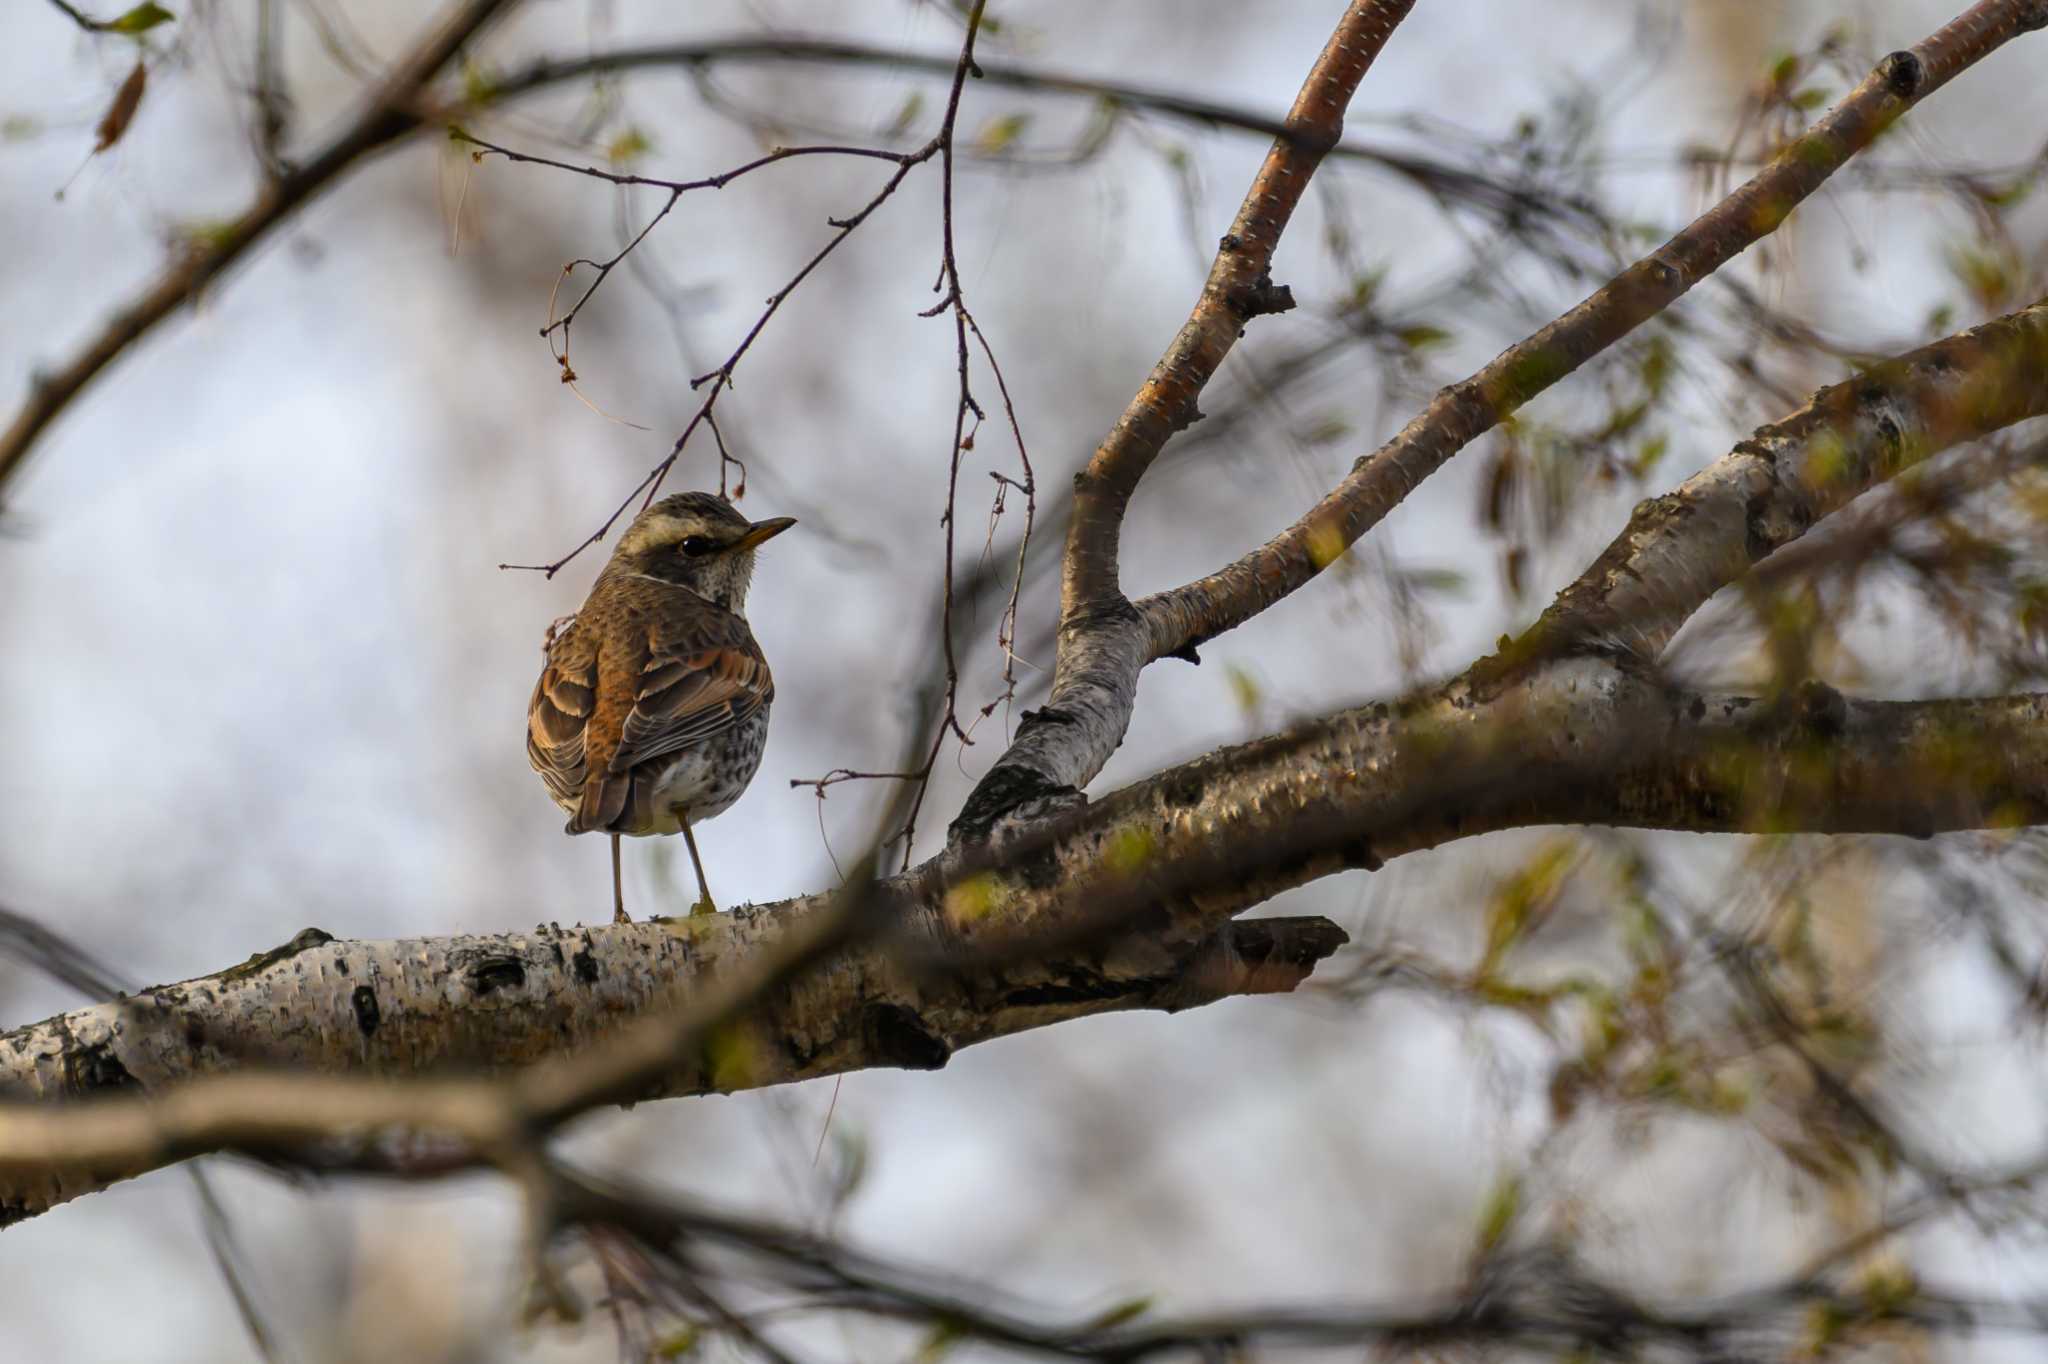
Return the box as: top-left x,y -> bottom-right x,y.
568,772 -> 630,835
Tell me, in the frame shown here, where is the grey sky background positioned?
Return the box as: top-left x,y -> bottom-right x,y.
4,1 -> 2048,1359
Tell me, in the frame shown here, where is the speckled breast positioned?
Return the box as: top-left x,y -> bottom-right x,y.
635,705 -> 772,834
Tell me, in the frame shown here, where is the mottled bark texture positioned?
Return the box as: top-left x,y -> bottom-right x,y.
8,659 -> 2048,1220
0,907 -> 1342,1221
1508,296 -> 2048,668
950,1 -> 1418,840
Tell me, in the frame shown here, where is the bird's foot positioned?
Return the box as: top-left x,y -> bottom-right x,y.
613,905 -> 634,925
689,894 -> 718,918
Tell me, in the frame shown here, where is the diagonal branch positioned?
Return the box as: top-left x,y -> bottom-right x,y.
1059,0 -> 1417,612
1505,296 -> 2048,670
949,0 -> 1418,840
1136,0 -> 2048,664
0,0 -> 519,499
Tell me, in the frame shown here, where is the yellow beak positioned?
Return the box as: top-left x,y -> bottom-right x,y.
735,516 -> 797,550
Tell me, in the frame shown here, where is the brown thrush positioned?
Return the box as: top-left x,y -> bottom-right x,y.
526,492 -> 795,922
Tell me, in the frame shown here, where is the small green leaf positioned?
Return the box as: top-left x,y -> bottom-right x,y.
1396,323 -> 1452,351
1296,415 -> 1351,446
1638,333 -> 1674,398
606,126 -> 653,166
973,112 -> 1031,156
1475,1173 -> 1522,1253
1224,663 -> 1262,715
1630,433 -> 1669,478
107,2 -> 174,33
917,1320 -> 966,1363
1085,1297 -> 1152,1331
656,1326 -> 702,1358
1103,826 -> 1157,876
943,871 -> 1004,926
460,59 -> 499,106
884,91 -> 926,139
176,219 -> 240,252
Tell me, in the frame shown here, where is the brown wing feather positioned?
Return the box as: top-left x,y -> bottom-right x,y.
526,625 -> 598,810
537,580 -> 773,835
610,646 -> 773,775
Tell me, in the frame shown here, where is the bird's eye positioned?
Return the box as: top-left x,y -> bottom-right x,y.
679,536 -> 716,557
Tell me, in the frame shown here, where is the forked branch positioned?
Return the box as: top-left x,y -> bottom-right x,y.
952,0 -> 1419,840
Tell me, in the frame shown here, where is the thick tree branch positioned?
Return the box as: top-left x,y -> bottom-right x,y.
1507,296 -> 2048,669
1136,0 -> 2048,664
951,0 -> 1416,840
11,651 -> 2048,1221
0,908 -> 1342,1222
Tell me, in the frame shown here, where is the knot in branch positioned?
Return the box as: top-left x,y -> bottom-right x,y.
1878,50 -> 1923,97
1228,272 -> 1299,320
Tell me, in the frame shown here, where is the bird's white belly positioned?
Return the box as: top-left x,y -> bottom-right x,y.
636,708 -> 770,835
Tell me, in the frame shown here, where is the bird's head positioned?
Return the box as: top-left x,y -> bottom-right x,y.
609,492 -> 796,612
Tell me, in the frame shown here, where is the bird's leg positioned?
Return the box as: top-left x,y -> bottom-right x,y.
611,833 -> 630,925
680,819 -> 716,917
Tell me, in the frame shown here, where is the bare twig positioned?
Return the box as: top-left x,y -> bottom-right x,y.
495,3 -> 1005,584
46,0 -> 105,32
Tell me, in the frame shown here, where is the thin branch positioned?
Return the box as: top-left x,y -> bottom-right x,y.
1063,0 -> 1415,613
546,1159 -> 2048,1361
497,151 -> 926,576
0,17 -> 1547,513
450,128 -> 919,512
0,0 -> 520,501
1137,0 -> 2048,665
45,0 -> 107,33
253,0 -> 290,177
481,34 -> 1594,234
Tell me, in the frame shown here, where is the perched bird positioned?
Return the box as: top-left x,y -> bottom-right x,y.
526,492 -> 795,922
